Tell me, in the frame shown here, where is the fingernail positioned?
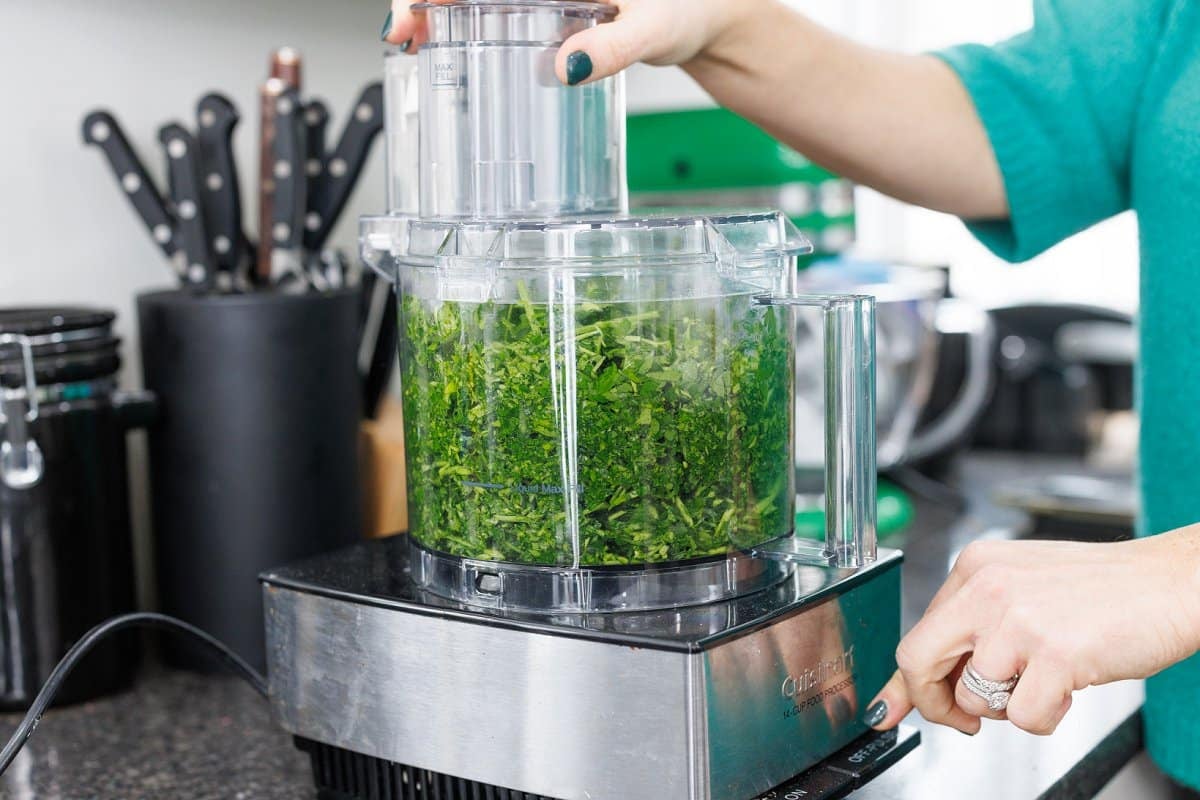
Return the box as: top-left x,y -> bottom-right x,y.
380,9 -> 393,41
565,50 -> 593,86
863,700 -> 888,728
960,728 -> 978,737
399,38 -> 412,53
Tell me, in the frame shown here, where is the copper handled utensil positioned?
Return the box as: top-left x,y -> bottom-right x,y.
256,76 -> 286,285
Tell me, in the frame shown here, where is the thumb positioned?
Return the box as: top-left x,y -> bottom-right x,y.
555,18 -> 651,86
864,670 -> 913,731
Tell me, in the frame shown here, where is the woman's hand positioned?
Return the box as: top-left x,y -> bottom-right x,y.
381,0 -> 758,86
868,531 -> 1200,736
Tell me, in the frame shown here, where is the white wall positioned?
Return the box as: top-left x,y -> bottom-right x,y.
0,0 -> 391,607
626,0 -> 1140,315
0,0 -> 390,381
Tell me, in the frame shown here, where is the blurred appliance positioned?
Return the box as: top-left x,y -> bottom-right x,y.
970,304 -> 1134,455
967,305 -> 1137,541
0,308 -> 152,708
796,260 -> 995,473
994,473 -> 1136,542
627,107 -> 856,258
786,260 -> 994,533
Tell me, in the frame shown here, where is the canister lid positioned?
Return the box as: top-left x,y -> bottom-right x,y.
0,307 -> 114,337
0,307 -> 120,389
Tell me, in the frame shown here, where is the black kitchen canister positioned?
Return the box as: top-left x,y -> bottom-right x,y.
0,307 -> 151,708
137,288 -> 362,673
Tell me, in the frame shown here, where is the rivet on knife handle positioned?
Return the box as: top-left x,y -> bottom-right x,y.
269,88 -> 308,290
196,93 -> 248,291
159,122 -> 216,293
303,99 -> 330,241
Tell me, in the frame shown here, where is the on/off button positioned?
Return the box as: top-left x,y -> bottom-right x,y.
752,767 -> 854,800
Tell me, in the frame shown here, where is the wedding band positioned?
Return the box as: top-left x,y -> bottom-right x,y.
962,661 -> 1020,712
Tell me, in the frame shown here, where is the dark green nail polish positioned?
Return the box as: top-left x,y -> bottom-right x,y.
399,38 -> 413,53
566,50 -> 593,86
380,10 -> 393,41
864,700 -> 888,728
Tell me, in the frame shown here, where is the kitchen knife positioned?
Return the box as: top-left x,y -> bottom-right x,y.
256,77 -> 287,286
195,93 -> 247,290
269,87 -> 308,290
303,99 -> 330,235
304,82 -> 384,252
81,110 -> 184,279
271,46 -> 303,91
158,123 -> 215,292
316,247 -> 348,290
256,48 -> 302,288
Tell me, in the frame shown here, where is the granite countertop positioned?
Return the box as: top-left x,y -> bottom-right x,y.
0,454 -> 1144,799
0,670 -> 310,800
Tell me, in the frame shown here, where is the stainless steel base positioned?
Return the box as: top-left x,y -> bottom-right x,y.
262,535 -> 903,800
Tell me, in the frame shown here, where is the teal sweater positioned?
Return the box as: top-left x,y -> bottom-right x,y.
937,0 -> 1200,787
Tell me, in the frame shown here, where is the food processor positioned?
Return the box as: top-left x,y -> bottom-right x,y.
261,3 -> 916,797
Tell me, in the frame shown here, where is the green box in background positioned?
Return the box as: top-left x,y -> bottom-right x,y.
627,107 -> 856,259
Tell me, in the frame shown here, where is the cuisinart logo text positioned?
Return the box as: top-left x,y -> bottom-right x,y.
780,645 -> 855,699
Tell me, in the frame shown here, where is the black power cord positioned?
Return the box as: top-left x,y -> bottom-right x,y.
0,612 -> 268,776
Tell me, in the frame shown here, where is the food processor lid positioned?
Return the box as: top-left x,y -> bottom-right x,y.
361,210 -> 814,277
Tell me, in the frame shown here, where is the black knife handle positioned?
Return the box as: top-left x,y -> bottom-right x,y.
304,82 -> 383,252
270,89 -> 306,251
303,100 -> 329,174
158,123 -> 215,292
303,99 -> 330,228
195,93 -> 246,282
82,110 -> 179,263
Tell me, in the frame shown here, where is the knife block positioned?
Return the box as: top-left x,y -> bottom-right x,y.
360,395 -> 408,539
137,288 -> 362,672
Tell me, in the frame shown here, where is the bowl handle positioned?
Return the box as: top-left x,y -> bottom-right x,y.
751,294 -> 878,569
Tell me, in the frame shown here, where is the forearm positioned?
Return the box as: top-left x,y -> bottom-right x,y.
685,2 -> 1008,220
1142,524 -> 1200,661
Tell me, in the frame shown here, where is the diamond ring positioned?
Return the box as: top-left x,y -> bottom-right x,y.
962,661 -> 1020,712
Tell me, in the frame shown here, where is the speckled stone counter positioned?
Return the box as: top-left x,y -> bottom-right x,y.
0,670 -> 312,799
0,454 -> 1148,799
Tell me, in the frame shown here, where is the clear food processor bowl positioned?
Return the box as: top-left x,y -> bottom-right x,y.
363,212 -> 877,612
365,2 -> 877,613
